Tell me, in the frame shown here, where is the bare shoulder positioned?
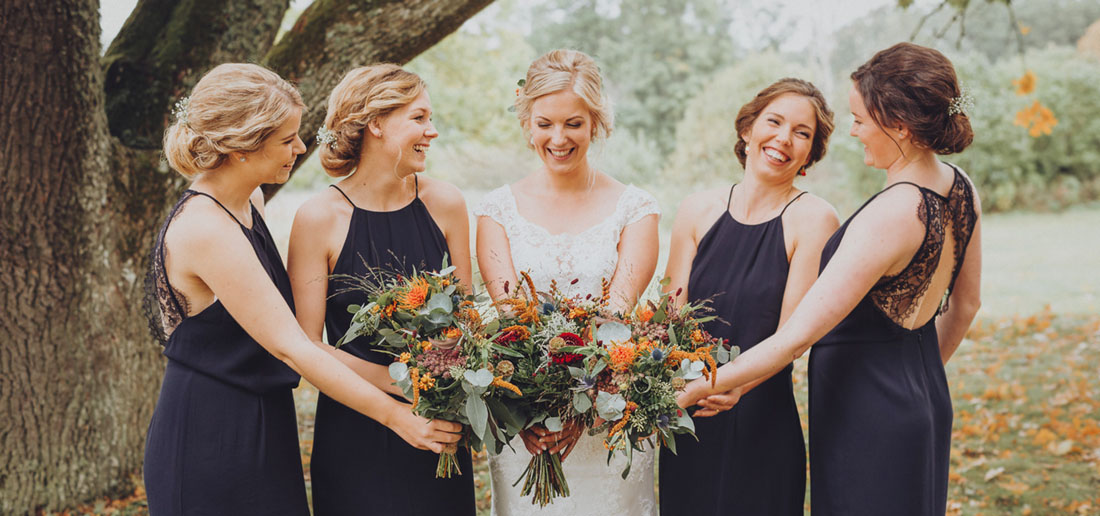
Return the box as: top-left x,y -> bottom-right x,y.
418,175 -> 468,213
675,188 -> 726,221
293,186 -> 349,231
165,195 -> 247,258
784,192 -> 840,235
852,184 -> 926,237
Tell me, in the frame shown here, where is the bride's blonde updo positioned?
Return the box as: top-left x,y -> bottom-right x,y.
514,49 -> 613,145
163,63 -> 304,178
318,64 -> 426,177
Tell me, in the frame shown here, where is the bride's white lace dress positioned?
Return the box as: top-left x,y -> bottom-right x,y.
473,184 -> 661,516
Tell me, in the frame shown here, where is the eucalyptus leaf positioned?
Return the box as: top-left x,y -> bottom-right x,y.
346,304 -> 361,314
466,396 -> 488,439
389,362 -> 409,381
439,264 -> 456,276
426,292 -> 453,313
543,416 -> 563,432
595,321 -> 631,344
596,391 -> 627,420
573,391 -> 593,413
443,284 -> 457,296
464,368 -> 494,388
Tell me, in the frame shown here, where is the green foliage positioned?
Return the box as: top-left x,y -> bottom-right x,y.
526,0 -> 738,156
406,27 -> 533,148
660,52 -> 813,189
954,49 -> 1100,211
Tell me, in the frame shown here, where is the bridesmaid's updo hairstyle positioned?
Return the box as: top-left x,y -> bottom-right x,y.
851,42 -> 974,155
514,49 -> 613,144
163,63 -> 304,178
319,64 -> 426,177
734,78 -> 834,170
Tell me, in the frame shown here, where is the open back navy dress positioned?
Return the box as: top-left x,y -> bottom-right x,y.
659,186 -> 808,516
809,165 -> 976,515
310,179 -> 475,516
144,190 -> 308,516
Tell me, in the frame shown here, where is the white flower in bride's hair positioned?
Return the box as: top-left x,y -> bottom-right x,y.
316,126 -> 337,147
172,96 -> 191,126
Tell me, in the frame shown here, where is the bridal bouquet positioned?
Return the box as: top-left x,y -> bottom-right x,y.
481,273 -> 609,507
338,259 -> 523,478
575,288 -> 738,478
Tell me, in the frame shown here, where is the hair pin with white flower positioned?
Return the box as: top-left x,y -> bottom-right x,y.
172,96 -> 191,126
948,85 -> 974,117
316,126 -> 336,147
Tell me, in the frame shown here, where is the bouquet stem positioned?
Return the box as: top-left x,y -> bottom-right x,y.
436,442 -> 462,478
514,450 -> 570,507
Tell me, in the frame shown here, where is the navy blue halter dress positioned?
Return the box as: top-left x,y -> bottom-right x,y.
809,165 -> 976,515
310,179 -> 475,516
660,186 -> 808,516
144,190 -> 308,516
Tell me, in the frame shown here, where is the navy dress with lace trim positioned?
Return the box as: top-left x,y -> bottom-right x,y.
659,186 -> 808,516
143,190 -> 308,516
310,179 -> 475,516
809,164 -> 976,516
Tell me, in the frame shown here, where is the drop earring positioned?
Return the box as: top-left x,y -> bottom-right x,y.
239,157 -> 246,162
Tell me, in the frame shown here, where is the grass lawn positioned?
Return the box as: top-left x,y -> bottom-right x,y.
51,204 -> 1099,515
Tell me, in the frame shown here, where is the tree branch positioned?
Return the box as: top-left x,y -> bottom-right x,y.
262,0 -> 495,199
102,0 -> 290,149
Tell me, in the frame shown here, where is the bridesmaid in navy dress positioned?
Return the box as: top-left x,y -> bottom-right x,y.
144,63 -> 462,516
286,65 -> 475,516
678,43 -> 982,516
660,78 -> 838,516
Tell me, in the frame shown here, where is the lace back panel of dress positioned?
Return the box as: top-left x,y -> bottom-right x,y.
142,191 -> 196,345
869,171 -> 977,326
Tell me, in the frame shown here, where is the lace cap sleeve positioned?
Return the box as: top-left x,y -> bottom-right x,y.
472,185 -> 513,228
620,185 -> 661,226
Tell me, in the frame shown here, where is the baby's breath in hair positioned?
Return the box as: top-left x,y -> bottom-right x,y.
316,126 -> 336,147
948,84 -> 974,117
172,96 -> 191,126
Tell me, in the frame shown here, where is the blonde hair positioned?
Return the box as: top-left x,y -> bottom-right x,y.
514,49 -> 613,144
162,63 -> 304,178
319,64 -> 426,177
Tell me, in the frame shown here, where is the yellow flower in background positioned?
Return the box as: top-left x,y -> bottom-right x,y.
1013,70 -> 1036,96
1014,100 -> 1058,137
1019,24 -> 1031,35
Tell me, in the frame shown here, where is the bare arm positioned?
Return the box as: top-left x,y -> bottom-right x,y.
286,196 -> 405,397
936,186 -> 982,363
661,194 -> 711,304
175,204 -> 458,451
476,216 -> 519,302
608,213 -> 659,314
424,181 -> 474,290
680,189 -> 924,407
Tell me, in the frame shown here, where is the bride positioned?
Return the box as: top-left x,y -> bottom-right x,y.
474,49 -> 660,515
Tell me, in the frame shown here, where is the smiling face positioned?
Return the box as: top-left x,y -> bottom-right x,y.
740,93 -> 817,180
377,89 -> 438,176
249,108 -> 306,184
528,89 -> 593,176
848,84 -> 901,170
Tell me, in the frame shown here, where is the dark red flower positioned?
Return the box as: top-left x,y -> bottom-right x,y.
551,352 -> 584,365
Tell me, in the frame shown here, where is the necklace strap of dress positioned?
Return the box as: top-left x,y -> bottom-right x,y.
188,190 -> 247,227
726,183 -> 737,210
779,191 -> 809,217
414,174 -> 420,198
329,184 -> 358,209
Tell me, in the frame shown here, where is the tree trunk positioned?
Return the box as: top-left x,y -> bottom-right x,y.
0,1 -> 157,513
0,0 -> 492,513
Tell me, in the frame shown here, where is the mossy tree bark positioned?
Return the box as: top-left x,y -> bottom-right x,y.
0,0 -> 491,513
